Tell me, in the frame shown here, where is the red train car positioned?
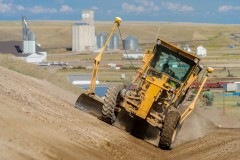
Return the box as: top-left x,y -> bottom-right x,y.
191,81 -> 232,89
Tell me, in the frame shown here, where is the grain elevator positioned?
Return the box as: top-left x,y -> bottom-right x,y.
72,10 -> 96,52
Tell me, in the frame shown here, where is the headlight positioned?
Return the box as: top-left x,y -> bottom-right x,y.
142,73 -> 147,79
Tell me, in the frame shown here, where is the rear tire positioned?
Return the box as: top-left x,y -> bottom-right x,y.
101,86 -> 123,124
159,111 -> 180,150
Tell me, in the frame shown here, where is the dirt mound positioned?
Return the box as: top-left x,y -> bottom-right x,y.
0,66 -> 163,160
1,65 -> 240,160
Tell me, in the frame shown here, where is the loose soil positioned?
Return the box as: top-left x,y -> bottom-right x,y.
1,66 -> 240,160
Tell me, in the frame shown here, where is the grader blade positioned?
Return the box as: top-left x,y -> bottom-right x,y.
75,93 -> 104,117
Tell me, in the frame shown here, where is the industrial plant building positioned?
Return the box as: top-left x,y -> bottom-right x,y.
0,16 -> 47,63
72,10 -> 141,53
72,10 -> 96,52
72,10 -> 123,52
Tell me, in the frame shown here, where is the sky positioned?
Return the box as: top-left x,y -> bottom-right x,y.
0,0 -> 240,24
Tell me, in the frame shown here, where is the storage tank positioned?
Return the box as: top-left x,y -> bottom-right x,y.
28,31 -> 35,41
112,33 -> 119,50
99,33 -> 107,49
96,32 -> 119,50
22,16 -> 36,54
123,35 -> 138,51
95,33 -> 101,49
106,33 -> 113,50
72,22 -> 96,52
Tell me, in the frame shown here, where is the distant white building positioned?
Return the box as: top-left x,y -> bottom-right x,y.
0,16 -> 47,63
196,45 -> 207,57
183,44 -> 191,52
23,52 -> 47,63
72,10 -> 96,52
68,74 -> 99,85
107,63 -> 117,68
0,41 -> 47,63
123,53 -> 144,60
21,16 -> 47,63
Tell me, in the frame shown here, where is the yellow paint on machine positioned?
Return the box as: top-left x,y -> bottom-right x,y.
136,81 -> 161,119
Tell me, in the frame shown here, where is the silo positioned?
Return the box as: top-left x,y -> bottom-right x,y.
22,16 -> 36,54
123,35 -> 138,51
80,23 -> 95,51
28,31 -> 35,41
72,10 -> 96,52
112,33 -> 119,50
95,33 -> 101,49
106,33 -> 114,50
97,32 -> 118,50
27,31 -> 36,53
99,33 -> 107,49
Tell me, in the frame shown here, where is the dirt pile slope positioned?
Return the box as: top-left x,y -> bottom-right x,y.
1,65 -> 240,160
0,66 -> 163,160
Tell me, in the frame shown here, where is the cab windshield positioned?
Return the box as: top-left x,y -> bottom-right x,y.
150,44 -> 195,82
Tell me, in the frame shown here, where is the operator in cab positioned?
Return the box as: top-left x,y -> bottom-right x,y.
162,63 -> 175,77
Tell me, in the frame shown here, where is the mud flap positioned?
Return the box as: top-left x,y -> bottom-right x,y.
75,93 -> 104,117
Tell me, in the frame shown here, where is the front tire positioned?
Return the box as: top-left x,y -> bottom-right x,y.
101,86 -> 123,124
159,111 -> 180,150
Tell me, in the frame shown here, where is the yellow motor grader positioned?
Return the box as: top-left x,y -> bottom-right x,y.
75,17 -> 213,149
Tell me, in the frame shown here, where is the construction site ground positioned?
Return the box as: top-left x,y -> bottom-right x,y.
1,65 -> 240,160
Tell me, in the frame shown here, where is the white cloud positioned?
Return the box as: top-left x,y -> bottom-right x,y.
0,1 -> 13,13
59,5 -> 73,13
0,1 -> 25,13
0,1 -> 75,15
136,0 -> 159,11
91,6 -> 99,11
16,5 -> 25,11
29,6 -> 58,14
122,0 -> 160,14
218,5 -> 240,12
55,0 -> 64,4
136,0 -> 152,7
122,2 -> 145,13
218,6 -> 232,12
162,2 -> 194,12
